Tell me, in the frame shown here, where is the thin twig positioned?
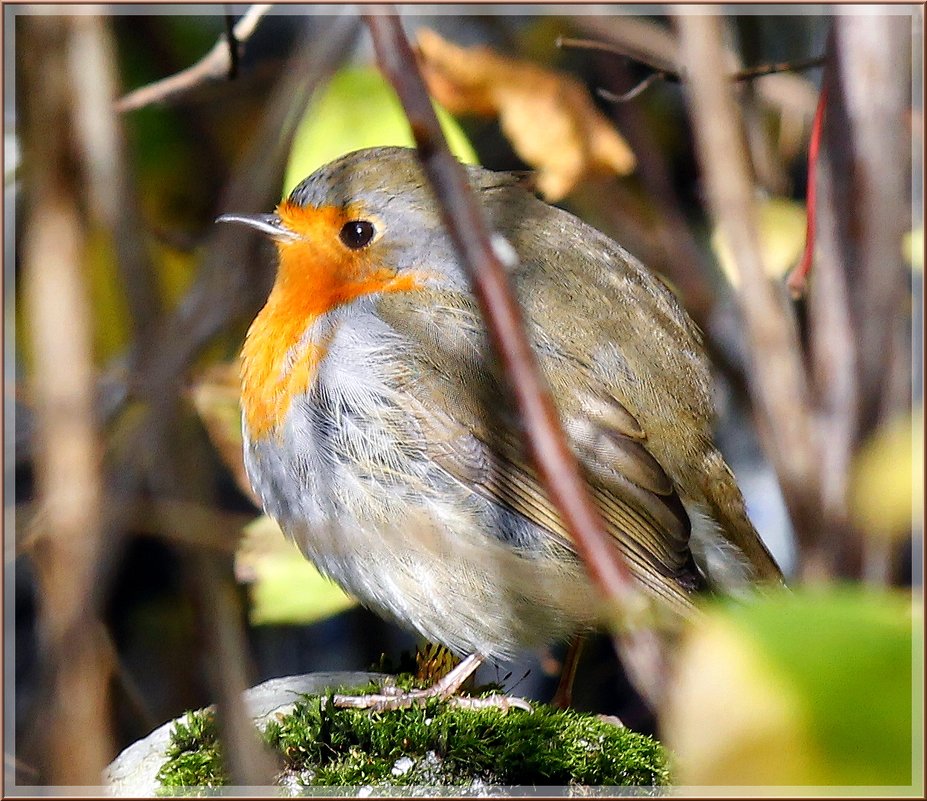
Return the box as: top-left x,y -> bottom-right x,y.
597,73 -> 667,103
564,18 -> 821,121
563,32 -> 825,105
364,9 -> 667,706
735,55 -> 826,81
560,34 -> 825,88
115,3 -> 272,112
556,34 -> 679,78
185,549 -> 278,785
224,6 -> 240,80
787,81 -> 829,299
676,12 -> 823,564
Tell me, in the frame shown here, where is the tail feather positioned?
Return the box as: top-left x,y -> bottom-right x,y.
697,450 -> 785,585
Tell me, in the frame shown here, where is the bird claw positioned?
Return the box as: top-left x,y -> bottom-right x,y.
327,653 -> 530,713
447,693 -> 533,713
329,688 -> 532,714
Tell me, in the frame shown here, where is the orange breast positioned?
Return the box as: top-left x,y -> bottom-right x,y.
240,203 -> 425,441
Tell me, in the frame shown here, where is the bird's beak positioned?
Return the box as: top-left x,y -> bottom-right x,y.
215,212 -> 298,241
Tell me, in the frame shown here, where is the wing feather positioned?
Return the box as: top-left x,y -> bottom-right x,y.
375,288 -> 701,610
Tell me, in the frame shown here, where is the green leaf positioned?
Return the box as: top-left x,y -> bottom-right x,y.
665,588 -> 919,788
236,515 -> 357,627
283,66 -> 478,197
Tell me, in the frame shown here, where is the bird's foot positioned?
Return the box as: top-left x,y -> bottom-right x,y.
549,635 -> 586,709
329,689 -> 532,713
330,652 -> 533,713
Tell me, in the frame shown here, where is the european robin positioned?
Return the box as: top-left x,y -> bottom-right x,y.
220,146 -> 782,702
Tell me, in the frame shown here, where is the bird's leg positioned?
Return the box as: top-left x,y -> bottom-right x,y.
427,652 -> 484,696
550,635 -> 586,709
331,652 -> 532,712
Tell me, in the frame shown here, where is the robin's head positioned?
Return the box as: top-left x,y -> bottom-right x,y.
218,147 -> 479,310
222,147 -> 473,440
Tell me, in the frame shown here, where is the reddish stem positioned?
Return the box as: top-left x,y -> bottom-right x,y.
363,11 -> 643,604
788,81 -> 829,298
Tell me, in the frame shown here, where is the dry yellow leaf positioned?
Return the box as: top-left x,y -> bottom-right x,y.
415,28 -> 635,201
712,196 -> 808,287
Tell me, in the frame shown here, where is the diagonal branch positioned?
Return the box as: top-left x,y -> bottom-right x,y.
567,15 -> 821,122
363,9 -> 668,705
115,3 -> 272,112
558,34 -> 825,85
224,7 -> 241,79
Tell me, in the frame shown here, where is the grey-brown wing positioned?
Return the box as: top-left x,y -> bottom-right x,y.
375,288 -> 701,613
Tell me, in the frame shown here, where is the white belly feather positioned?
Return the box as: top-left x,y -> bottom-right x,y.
243,303 -> 598,658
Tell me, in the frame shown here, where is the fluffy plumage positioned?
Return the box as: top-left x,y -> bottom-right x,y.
236,146 -> 782,659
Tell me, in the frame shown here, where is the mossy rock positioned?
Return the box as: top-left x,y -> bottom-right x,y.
148,675 -> 669,793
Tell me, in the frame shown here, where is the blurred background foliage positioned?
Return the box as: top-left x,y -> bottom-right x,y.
8,5 -> 922,791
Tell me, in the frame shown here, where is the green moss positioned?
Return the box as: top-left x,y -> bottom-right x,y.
156,685 -> 669,791
156,710 -> 227,790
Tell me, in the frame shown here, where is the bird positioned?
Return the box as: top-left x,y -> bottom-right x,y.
219,145 -> 782,708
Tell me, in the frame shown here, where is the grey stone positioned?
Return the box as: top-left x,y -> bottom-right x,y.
104,671 -> 386,796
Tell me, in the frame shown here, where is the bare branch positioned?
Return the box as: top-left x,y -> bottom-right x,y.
829,14 -> 911,433
787,81 -> 828,299
174,534 -> 279,785
224,7 -> 240,80
675,12 -> 824,566
570,15 -> 820,121
19,14 -> 114,785
557,26 -> 681,78
734,55 -> 827,82
808,15 -> 912,578
70,13 -> 163,350
561,34 -> 824,104
115,4 -> 272,112
363,9 -> 668,706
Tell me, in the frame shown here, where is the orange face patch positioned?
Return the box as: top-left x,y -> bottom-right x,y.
240,202 -> 424,440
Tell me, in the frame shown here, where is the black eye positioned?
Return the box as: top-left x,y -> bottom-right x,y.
339,220 -> 375,249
